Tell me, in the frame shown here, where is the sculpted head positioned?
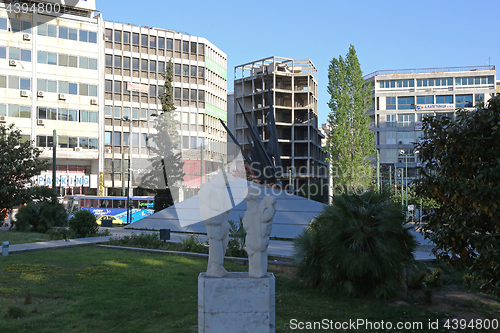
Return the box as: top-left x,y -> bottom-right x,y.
244,185 -> 260,202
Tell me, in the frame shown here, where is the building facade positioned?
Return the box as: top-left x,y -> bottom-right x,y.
103,21 -> 227,200
233,56 -> 327,193
0,0 -> 103,195
364,65 -> 496,182
0,1 -> 227,200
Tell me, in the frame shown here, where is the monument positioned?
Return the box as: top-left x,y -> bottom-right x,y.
198,173 -> 276,333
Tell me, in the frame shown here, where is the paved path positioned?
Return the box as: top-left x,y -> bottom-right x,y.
2,226 -> 435,261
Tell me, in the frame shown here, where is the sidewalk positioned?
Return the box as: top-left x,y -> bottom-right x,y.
2,226 -> 436,261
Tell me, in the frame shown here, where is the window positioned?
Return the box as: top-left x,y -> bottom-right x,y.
69,28 -> 77,41
386,97 -> 396,110
475,94 -> 484,104
48,80 -> 57,93
105,131 -> 112,146
132,33 -> 139,45
182,88 -> 189,100
158,37 -> 165,49
114,107 -> 121,118
114,55 -> 121,68
191,42 -> 197,54
123,31 -> 130,44
105,106 -> 112,117
398,96 -> 414,110
397,114 -> 415,127
132,108 -> 139,120
417,96 -> 434,104
198,90 -> 205,102
89,138 -> 98,149
20,78 -> 30,90
182,136 -> 189,149
47,108 -> 57,120
175,63 -> 181,75
190,136 -> 196,149
190,89 -> 197,101
79,83 -> 88,96
150,60 -> 156,72
198,67 -> 204,78
114,132 -> 121,146
9,76 -> 19,89
123,107 -> 130,119
456,94 -> 473,108
149,36 -> 156,48
141,59 -> 148,71
182,41 -> 189,52
385,114 -> 396,127
105,80 -> 112,92
105,54 -> 112,67
21,49 -> 31,62
0,18 -> 7,30
166,39 -> 173,50
182,64 -> 189,76
436,95 -> 453,104
456,76 -> 494,86
9,48 -> 20,60
114,81 -> 121,94
123,57 -> 130,69
48,53 -> 58,65
79,57 -> 89,69
386,149 -> 397,163
132,133 -> 139,147
141,134 -> 147,147
397,131 -> 415,144
158,61 -> 165,73
0,46 -> 5,59
114,30 -> 121,43
58,109 -> 68,121
141,34 -> 148,46
417,113 -> 433,122
123,132 -> 129,146
132,58 -> 139,70
68,83 -> 77,95
89,31 -> 97,43
141,109 -> 147,119
417,78 -> 453,87
79,30 -> 88,42
68,110 -> 78,121
89,58 -> 97,70
105,29 -> 112,41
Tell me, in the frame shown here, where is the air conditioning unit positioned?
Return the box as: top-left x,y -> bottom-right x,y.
74,147 -> 81,152
257,103 -> 262,108
58,93 -> 66,100
37,119 -> 45,126
399,158 -> 404,163
23,33 -> 31,41
90,99 -> 98,105
257,119 -> 262,124
9,60 -> 16,66
37,91 -> 44,97
20,90 -> 29,97
0,115 -> 6,123
398,141 -> 403,144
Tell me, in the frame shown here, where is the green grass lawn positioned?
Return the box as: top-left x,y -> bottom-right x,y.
0,229 -> 50,245
0,246 -> 496,333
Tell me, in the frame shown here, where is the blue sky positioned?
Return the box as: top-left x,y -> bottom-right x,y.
97,0 -> 499,125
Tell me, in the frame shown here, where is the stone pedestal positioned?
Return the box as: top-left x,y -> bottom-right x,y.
198,272 -> 275,333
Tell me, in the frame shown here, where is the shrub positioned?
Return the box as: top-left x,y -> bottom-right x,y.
14,201 -> 68,233
226,217 -> 247,257
48,228 -> 72,240
181,234 -> 208,253
293,190 -> 417,299
69,209 -> 98,237
5,306 -> 25,319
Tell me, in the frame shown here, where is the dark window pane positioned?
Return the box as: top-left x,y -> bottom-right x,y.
79,30 -> 88,42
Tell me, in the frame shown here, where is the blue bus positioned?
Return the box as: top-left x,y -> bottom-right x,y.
64,195 -> 155,224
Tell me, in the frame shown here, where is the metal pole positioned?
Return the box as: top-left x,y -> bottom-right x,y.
52,129 -> 57,194
389,165 -> 392,195
405,155 -> 408,219
127,120 -> 132,224
200,141 -> 203,186
400,168 -> 403,208
121,153 -> 125,197
376,149 -> 380,193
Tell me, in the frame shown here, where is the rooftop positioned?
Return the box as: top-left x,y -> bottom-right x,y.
363,65 -> 495,80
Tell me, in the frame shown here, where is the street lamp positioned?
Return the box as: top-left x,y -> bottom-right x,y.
122,116 -> 132,225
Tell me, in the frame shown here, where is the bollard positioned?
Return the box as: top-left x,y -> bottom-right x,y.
2,241 -> 9,256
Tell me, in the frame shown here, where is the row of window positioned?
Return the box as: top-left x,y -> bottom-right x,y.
104,29 -> 205,55
0,18 -> 98,44
455,76 -> 494,86
104,80 -> 206,102
105,131 -> 148,147
38,51 -> 97,70
37,135 -> 98,149
385,112 -> 455,127
37,79 -> 98,97
105,55 -> 206,78
105,106 -> 155,120
38,22 -> 98,43
37,107 -> 98,123
0,46 -> 32,62
0,103 -> 31,118
385,94 -> 483,110
379,76 -> 494,89
0,75 -> 31,90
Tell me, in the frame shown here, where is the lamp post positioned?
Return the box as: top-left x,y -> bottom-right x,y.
399,149 -> 408,218
122,116 -> 132,225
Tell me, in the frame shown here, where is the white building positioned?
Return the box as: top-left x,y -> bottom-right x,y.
0,1 -> 103,195
0,1 -> 227,199
364,65 -> 497,182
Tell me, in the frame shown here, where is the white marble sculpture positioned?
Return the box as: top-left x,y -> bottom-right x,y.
243,186 -> 277,278
198,171 -> 235,277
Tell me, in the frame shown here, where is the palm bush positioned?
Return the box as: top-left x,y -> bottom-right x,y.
69,209 -> 98,237
293,190 -> 416,299
15,201 -> 68,233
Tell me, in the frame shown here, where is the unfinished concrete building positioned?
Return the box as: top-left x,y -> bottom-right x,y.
233,56 -> 327,193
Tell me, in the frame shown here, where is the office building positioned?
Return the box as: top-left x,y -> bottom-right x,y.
364,65 -> 496,181
0,1 -> 227,199
233,56 -> 327,192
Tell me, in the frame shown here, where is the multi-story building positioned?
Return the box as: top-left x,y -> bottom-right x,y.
0,1 -> 227,200
0,0 -> 103,196
102,21 -> 227,200
364,65 -> 496,181
233,56 -> 327,192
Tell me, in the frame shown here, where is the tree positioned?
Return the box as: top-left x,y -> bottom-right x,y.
293,190 -> 416,299
415,94 -> 500,297
326,45 -> 375,192
0,123 -> 50,220
139,60 -> 184,212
